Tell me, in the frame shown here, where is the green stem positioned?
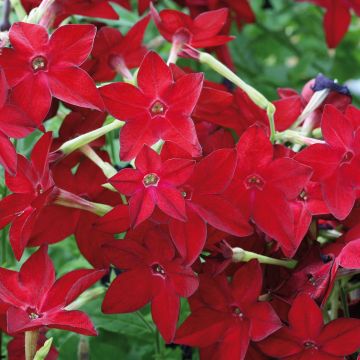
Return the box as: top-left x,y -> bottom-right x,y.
232,247 -> 297,269
58,119 -> 124,156
25,330 -> 39,360
330,281 -> 340,320
340,285 -> 350,318
274,129 -> 325,146
135,311 -> 155,333
80,145 -> 117,179
10,0 -> 26,20
66,287 -> 106,310
197,51 -> 276,142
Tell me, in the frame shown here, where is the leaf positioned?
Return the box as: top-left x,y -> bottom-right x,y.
34,338 -> 53,360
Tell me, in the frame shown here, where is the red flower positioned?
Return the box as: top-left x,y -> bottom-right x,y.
100,51 -> 203,160
0,22 -> 104,124
295,105 -> 360,220
175,260 -> 281,360
102,233 -> 198,343
109,144 -> 195,227
28,154 -> 127,269
168,147 -> 252,265
21,0 -> 131,25
85,16 -> 150,82
259,293 -> 360,359
0,246 -> 106,335
0,133 -> 55,260
226,126 -> 313,257
298,0 -> 360,48
151,5 -> 233,48
0,69 -> 35,175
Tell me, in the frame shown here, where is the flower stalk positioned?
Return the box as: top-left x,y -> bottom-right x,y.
58,119 -> 125,156
25,329 -> 39,360
232,247 -> 297,269
274,129 -> 325,146
54,189 -> 113,216
194,49 -> 277,142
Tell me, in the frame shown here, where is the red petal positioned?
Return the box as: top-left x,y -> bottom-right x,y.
161,158 -> 195,186
137,51 -> 172,99
0,132 -> 17,176
169,207 -> 206,265
94,205 -> 130,234
135,145 -> 162,173
9,22 -> 48,54
109,168 -> 143,195
19,246 -> 55,306
258,328 -> 303,358
295,144 -> 342,181
322,171 -> 355,220
151,287 -> 179,343
338,239 -> 360,269
288,293 -> 323,340
129,189 -> 156,227
48,67 -> 104,111
321,105 -> 354,149
42,269 -> 105,311
45,310 -> 97,336
246,302 -> 282,341
265,158 -> 313,199
193,194 -> 252,237
49,24 -> 96,66
323,2 -> 351,48
318,318 -> 360,355
102,268 -> 153,313
119,119 -> 157,161
100,82 -> 148,119
156,186 -> 187,221
191,148 -> 237,194
175,308 -> 229,347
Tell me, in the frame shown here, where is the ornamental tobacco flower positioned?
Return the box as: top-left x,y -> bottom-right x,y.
168,147 -> 252,265
295,105 -> 360,220
0,22 -> 104,124
0,132 -> 55,260
175,260 -> 281,360
151,5 -> 234,49
0,246 -> 106,335
100,51 -> 204,160
102,233 -> 198,343
259,293 -> 360,359
226,126 -> 313,257
109,144 -> 195,227
85,16 -> 150,82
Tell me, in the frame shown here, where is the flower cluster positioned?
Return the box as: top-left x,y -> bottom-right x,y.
0,0 -> 359,359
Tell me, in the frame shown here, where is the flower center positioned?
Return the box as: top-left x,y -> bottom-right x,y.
299,189 -> 308,201
143,173 -> 160,187
31,56 -> 47,72
341,151 -> 354,164
231,306 -> 244,318
244,174 -> 265,190
29,312 -> 39,320
150,101 -> 166,116
151,263 -> 166,276
304,341 -> 318,349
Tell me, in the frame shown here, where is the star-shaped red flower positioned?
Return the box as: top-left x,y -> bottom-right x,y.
109,144 -> 195,227
175,260 -> 281,360
100,51 -> 204,160
102,232 -> 198,343
0,246 -> 106,335
0,22 -> 104,124
259,293 -> 360,359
